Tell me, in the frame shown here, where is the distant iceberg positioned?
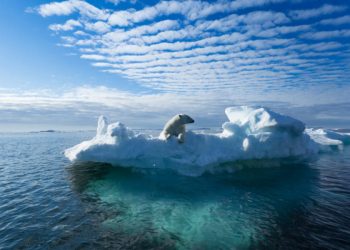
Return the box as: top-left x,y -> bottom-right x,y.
65,106 -> 350,176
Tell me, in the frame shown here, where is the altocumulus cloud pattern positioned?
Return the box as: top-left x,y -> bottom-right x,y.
1,0 -> 345,130
34,0 -> 350,92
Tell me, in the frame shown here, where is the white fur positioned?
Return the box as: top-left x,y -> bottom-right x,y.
160,114 -> 194,143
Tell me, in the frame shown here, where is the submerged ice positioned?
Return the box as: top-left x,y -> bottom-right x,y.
65,106 -> 350,175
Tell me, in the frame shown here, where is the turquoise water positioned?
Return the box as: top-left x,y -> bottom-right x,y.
0,132 -> 349,249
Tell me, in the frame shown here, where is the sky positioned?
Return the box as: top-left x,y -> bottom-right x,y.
0,0 -> 350,132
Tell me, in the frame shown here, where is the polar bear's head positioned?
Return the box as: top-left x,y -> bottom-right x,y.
178,114 -> 195,124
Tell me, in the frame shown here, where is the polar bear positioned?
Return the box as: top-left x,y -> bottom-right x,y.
160,114 -> 195,143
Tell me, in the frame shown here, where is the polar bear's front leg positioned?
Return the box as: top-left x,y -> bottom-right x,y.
164,132 -> 172,140
178,133 -> 185,143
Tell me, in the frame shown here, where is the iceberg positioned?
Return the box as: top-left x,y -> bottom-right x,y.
306,128 -> 350,151
65,106 -> 349,176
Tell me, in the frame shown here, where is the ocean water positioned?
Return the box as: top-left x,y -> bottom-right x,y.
0,131 -> 349,249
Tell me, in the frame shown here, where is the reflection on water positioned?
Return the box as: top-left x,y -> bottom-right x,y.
1,132 -> 349,250
67,161 -> 319,249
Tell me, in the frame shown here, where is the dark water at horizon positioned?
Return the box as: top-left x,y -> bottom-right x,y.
0,132 -> 349,249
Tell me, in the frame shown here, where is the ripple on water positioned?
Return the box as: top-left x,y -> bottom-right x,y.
0,132 -> 349,249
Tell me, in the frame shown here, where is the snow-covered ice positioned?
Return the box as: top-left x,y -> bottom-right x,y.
65,106 -> 350,175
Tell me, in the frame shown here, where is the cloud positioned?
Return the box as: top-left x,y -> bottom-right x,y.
0,86 -> 232,129
85,21 -> 111,33
2,84 -> 350,131
243,11 -> 290,26
106,0 -> 137,5
107,0 -> 289,27
37,0 -> 109,20
81,54 -> 107,60
107,1 -> 210,26
230,0 -> 286,10
301,30 -> 350,40
74,30 -> 89,36
289,4 -> 347,20
37,0 -> 77,16
31,1 -> 350,103
256,25 -> 311,37
49,19 -> 82,31
319,15 -> 350,25
103,20 -> 179,43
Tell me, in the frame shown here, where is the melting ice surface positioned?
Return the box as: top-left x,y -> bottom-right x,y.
65,106 -> 350,176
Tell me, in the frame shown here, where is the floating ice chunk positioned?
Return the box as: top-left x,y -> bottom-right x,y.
97,116 -> 108,137
306,128 -> 350,152
224,106 -> 305,135
66,106 -> 343,175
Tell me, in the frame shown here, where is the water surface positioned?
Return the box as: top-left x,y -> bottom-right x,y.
0,132 -> 349,249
